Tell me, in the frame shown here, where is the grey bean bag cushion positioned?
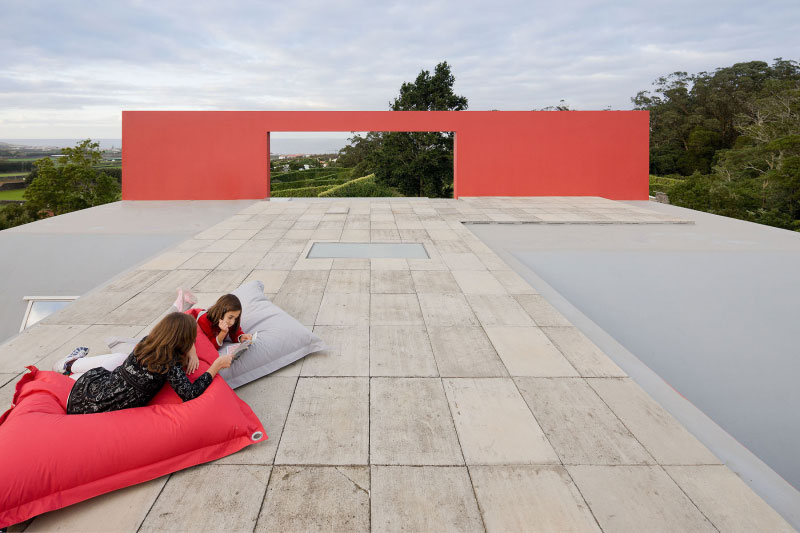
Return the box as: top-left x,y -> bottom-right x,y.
219,280 -> 327,388
106,280 -> 327,388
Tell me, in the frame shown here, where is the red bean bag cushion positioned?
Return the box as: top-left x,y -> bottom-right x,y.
0,328 -> 265,528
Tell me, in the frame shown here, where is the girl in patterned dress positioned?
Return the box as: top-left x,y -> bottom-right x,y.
63,312 -> 233,415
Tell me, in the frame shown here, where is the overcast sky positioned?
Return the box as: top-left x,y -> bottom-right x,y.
1,0 -> 798,139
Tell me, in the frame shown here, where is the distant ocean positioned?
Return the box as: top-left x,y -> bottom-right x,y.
1,137 -> 351,155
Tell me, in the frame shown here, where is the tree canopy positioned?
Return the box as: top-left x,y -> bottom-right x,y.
337,61 -> 468,197
640,59 -> 800,230
0,140 -> 120,230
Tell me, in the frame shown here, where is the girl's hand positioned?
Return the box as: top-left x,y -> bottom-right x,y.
240,334 -> 252,342
218,320 -> 230,332
209,354 -> 234,376
186,352 -> 199,374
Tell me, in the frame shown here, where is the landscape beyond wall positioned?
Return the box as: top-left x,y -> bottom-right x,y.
122,111 -> 649,200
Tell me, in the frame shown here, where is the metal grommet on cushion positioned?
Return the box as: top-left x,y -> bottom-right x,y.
251,431 -> 264,441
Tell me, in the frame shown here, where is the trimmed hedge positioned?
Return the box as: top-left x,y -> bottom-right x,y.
271,176 -> 350,192
649,174 -> 683,197
271,168 -> 349,183
318,174 -> 402,197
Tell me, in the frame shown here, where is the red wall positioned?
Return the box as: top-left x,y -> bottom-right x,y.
122,111 -> 649,200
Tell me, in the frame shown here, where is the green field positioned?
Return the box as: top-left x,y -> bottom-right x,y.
0,189 -> 26,201
0,172 -> 27,178
270,167 -> 401,197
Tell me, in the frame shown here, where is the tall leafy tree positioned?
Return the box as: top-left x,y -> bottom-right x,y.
24,139 -> 120,216
356,61 -> 467,197
633,59 -> 800,176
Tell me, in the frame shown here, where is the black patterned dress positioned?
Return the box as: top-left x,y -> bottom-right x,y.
66,351 -> 213,415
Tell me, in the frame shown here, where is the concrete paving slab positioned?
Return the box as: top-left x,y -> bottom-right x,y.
303,326 -> 370,376
331,258 -> 370,270
201,239 -> 248,253
370,258 -> 409,270
665,465 -> 795,532
174,239 -> 213,251
0,375 -> 18,411
516,377 -> 654,465
25,477 -> 168,532
589,377 -> 721,465
485,327 -> 579,377
370,325 -> 438,377
469,465 -> 600,532
567,465 -> 717,533
443,378 -> 559,465
407,258 -> 449,271
272,238 -> 308,253
277,270 -> 330,293
178,251 -> 230,270
513,294 -> 571,326
316,293 -> 370,326
143,268 -> 210,293
138,251 -> 196,270
236,238 -> 275,253
467,295 -> 535,327
40,290 -> 136,326
292,257 -> 334,270
371,466 -> 483,533
451,270 -> 507,294
271,292 -> 323,327
370,294 -> 424,326
214,376 -> 298,466
341,229 -> 371,241
371,229 -> 401,241
418,293 -> 479,327
0,324 -> 88,373
489,269 -> 538,294
441,252 -> 486,271
225,228 -> 260,240
102,269 -> 168,292
192,269 -> 249,293
101,291 -> 174,325
256,466 -> 370,533
275,377 -> 369,465
476,252 -> 512,271
370,270 -> 414,294
139,465 -> 269,532
216,251 -> 267,271
243,270 -> 289,293
428,326 -> 508,377
541,327 -> 627,377
370,378 -> 463,465
411,271 -> 461,293
257,252 -> 299,270
433,240 -> 473,254
325,269 -> 370,293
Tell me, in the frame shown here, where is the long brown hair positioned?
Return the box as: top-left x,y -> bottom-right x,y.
206,294 -> 242,336
134,312 -> 197,373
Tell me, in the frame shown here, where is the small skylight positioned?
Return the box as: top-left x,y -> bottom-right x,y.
19,296 -> 78,332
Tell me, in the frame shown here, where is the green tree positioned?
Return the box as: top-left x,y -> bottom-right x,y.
634,59 -> 800,176
343,61 -> 467,198
0,203 -> 35,231
24,139 -> 120,217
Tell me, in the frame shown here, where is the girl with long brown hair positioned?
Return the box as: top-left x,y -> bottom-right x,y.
63,312 -> 233,415
185,293 -> 252,350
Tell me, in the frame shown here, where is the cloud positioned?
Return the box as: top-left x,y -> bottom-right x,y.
0,0 -> 797,136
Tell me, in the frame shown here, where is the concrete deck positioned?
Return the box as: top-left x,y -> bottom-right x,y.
1,197 -> 794,532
